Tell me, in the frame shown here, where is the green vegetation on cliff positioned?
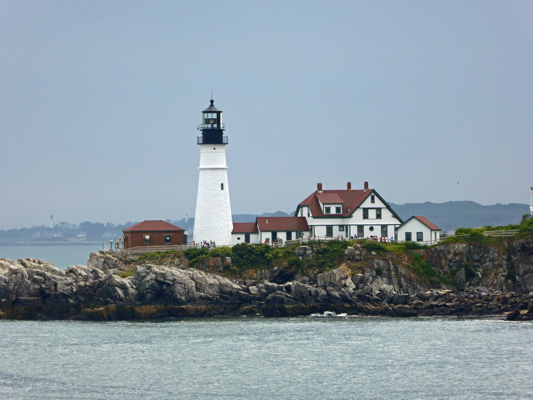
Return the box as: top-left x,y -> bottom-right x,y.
442,214 -> 533,245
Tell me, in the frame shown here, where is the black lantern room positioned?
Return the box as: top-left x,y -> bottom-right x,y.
197,99 -> 228,145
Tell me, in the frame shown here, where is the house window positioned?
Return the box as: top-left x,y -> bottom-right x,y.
143,235 -> 150,244
326,226 -> 333,237
307,210 -> 310,217
296,231 -> 302,238
164,234 -> 172,244
357,225 -> 364,238
221,183 -> 224,190
376,209 -> 382,219
363,209 -> 369,219
381,225 -> 388,237
405,232 -> 412,241
325,206 -> 331,214
245,234 -> 250,243
417,232 -> 423,242
369,226 -> 374,232
286,231 -> 292,241
339,225 -> 344,232
371,194 -> 375,204
335,206 -> 342,214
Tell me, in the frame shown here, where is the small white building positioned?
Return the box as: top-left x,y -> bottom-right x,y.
232,222 -> 259,245
294,182 -> 403,240
232,217 -> 309,245
397,215 -> 441,244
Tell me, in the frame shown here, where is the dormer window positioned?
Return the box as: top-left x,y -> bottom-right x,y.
335,206 -> 342,214
325,206 -> 331,214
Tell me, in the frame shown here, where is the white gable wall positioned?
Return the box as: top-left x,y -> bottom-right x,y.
397,218 -> 440,243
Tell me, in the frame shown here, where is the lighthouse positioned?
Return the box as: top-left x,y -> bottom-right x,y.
193,99 -> 233,245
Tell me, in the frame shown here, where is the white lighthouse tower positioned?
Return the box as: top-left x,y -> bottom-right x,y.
193,99 -> 233,245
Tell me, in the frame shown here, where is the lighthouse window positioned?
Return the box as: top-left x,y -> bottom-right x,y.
221,183 -> 224,190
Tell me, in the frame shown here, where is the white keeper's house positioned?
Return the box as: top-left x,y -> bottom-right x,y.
295,181 -> 403,240
231,181 -> 407,244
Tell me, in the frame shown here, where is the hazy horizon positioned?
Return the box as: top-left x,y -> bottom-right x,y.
2,1 -> 532,230
1,199 -> 529,230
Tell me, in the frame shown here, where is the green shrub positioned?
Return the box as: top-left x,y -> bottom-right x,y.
210,246 -> 232,259
231,243 -> 273,269
403,241 -> 428,250
455,227 -> 474,235
517,214 -> 533,238
184,247 -> 209,261
362,241 -> 387,253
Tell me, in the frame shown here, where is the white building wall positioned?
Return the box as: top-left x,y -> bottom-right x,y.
397,219 -> 437,243
232,232 -> 259,245
305,194 -> 401,240
193,144 -> 233,245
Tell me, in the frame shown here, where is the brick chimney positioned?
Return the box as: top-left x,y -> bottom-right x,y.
317,183 -> 323,193
364,181 -> 369,191
347,182 -> 351,190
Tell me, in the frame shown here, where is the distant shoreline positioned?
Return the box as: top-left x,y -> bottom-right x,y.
0,241 -> 105,247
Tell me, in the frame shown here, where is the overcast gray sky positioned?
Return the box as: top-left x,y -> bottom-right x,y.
1,1 -> 532,229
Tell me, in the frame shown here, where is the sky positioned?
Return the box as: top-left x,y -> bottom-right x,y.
1,1 -> 532,229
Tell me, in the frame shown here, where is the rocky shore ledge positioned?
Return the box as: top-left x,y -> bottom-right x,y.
1,237 -> 532,321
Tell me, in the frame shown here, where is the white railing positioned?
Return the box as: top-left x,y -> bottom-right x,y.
482,230 -> 519,237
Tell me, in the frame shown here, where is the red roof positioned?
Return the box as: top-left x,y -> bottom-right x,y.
413,216 -> 441,231
298,189 -> 373,217
123,220 -> 185,232
256,217 -> 309,232
232,222 -> 258,234
316,192 -> 344,204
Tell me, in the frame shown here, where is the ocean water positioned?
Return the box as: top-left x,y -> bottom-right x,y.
0,244 -> 102,270
0,317 -> 531,400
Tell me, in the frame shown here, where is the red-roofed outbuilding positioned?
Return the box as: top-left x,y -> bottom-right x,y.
231,217 -> 309,244
123,220 -> 185,249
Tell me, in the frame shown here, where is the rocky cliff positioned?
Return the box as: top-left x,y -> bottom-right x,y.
1,235 -> 532,321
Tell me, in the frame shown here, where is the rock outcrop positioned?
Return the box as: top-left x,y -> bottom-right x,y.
1,235 -> 532,321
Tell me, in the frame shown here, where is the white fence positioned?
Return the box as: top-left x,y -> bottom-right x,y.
483,230 -> 518,238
